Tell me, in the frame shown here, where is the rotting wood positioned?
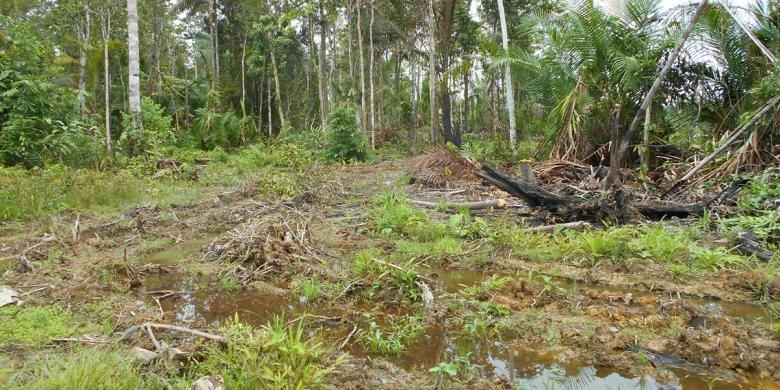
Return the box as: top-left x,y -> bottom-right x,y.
736,232 -> 774,261
409,198 -> 506,210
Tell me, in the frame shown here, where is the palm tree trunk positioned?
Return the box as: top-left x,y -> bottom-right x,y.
357,3 -> 367,135
497,0 -> 516,150
127,0 -> 142,131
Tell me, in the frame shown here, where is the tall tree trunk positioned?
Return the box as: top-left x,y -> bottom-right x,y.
490,78 -> 498,138
208,0 -> 218,89
497,0 -> 516,150
438,1 -> 457,146
369,0 -> 376,149
268,65 -> 273,138
241,33 -> 247,117
318,0 -> 329,128
101,8 -> 112,152
347,1 -> 354,82
78,5 -> 90,116
428,0 -> 438,143
395,49 -> 401,127
127,0 -> 142,132
357,3 -> 367,135
410,59 -> 418,133
270,51 -> 286,129
463,66 -> 469,135
241,32 -> 248,143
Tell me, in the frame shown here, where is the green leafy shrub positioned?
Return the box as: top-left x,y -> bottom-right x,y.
0,17 -> 82,167
120,97 -> 175,155
324,106 -> 370,163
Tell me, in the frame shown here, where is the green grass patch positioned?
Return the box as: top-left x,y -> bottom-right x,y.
15,348 -> 149,390
359,315 -> 424,355
394,236 -> 463,258
0,306 -> 74,348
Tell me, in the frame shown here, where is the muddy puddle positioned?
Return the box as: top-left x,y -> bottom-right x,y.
137,271 -> 773,389
141,236 -> 215,265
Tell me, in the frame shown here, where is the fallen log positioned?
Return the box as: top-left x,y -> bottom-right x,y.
736,232 -> 774,261
409,198 -> 507,210
476,163 -> 574,209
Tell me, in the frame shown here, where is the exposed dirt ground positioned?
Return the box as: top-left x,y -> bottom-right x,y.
1,159 -> 778,389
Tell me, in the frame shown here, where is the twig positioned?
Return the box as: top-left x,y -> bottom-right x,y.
121,323 -> 227,343
285,314 -> 341,326
152,296 -> 164,320
369,257 -> 434,283
52,336 -> 111,344
145,324 -> 162,351
21,285 -> 52,296
339,324 -> 359,350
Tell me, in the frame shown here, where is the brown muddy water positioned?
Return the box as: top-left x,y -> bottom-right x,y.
137,270 -> 774,390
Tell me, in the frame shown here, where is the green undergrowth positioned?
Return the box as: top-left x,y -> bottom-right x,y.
13,348 -> 150,390
359,315 -> 424,355
11,316 -> 344,389
0,305 -> 75,348
352,248 -> 422,301
718,169 -> 780,245
496,223 -> 776,276
192,316 -> 344,389
367,191 -> 491,242
0,141 -> 321,221
366,191 -> 769,275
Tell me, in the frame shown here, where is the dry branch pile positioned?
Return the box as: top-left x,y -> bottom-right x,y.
205,216 -> 321,285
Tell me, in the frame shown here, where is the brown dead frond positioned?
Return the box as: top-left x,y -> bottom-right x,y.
407,148 -> 479,187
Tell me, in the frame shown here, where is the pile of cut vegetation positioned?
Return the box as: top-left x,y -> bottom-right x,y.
204,216 -> 322,285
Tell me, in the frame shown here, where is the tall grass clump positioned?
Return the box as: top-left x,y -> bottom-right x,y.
192,316 -> 343,389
